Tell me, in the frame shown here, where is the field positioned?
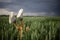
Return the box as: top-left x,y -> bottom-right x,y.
0,16 -> 60,40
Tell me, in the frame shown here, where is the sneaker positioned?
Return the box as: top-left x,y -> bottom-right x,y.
9,12 -> 15,24
16,8 -> 23,18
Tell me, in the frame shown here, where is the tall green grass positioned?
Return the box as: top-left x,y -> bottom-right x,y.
0,16 -> 60,40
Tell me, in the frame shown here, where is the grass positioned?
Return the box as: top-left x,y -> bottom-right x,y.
0,16 -> 60,40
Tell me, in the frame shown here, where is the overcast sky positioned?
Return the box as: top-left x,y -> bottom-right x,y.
0,0 -> 60,16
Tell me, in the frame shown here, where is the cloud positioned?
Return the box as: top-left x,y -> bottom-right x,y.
0,0 -> 12,2
0,0 -> 59,16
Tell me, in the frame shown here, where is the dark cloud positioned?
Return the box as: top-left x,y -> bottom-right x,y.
0,0 -> 60,16
0,0 -> 12,2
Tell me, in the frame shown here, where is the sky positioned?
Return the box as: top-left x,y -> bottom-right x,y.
0,0 -> 60,16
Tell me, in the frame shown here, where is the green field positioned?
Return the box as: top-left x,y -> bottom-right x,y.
0,16 -> 60,40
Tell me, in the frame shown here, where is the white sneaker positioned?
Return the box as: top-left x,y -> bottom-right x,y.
16,8 -> 23,18
9,12 -> 15,24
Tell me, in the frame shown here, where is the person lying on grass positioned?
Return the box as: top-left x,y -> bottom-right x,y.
9,8 -> 30,31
